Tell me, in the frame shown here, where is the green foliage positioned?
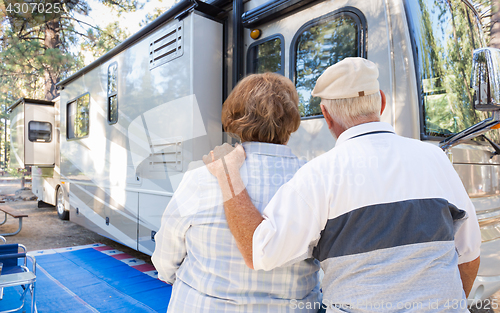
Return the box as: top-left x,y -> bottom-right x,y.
140,0 -> 175,27
0,22 -> 79,101
102,0 -> 145,16
6,167 -> 23,177
0,0 -> 144,104
410,0 -> 500,142
66,93 -> 90,138
75,93 -> 89,137
140,6 -> 165,27
81,21 -> 129,58
250,38 -> 282,74
0,0 -> 150,167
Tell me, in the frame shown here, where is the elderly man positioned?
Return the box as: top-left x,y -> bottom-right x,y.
204,57 -> 481,312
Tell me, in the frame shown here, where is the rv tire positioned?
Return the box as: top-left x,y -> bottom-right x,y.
56,186 -> 69,220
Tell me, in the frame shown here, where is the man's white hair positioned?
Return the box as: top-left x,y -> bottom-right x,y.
321,92 -> 382,130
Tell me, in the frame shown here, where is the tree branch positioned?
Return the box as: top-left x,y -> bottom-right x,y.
17,37 -> 45,41
0,73 -> 39,77
61,15 -> 121,43
64,29 -> 91,39
60,15 -> 101,32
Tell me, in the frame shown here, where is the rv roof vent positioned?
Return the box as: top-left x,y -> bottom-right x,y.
149,21 -> 184,70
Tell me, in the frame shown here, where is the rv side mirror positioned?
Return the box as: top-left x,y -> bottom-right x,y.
471,47 -> 500,111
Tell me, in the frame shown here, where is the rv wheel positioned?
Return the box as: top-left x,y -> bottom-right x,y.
56,187 -> 69,220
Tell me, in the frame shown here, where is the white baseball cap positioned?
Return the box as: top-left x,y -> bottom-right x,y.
311,57 -> 380,100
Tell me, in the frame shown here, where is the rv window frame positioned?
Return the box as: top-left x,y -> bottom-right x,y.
107,62 -> 118,125
66,92 -> 91,141
246,34 -> 285,76
403,0 -> 487,142
28,121 -> 52,143
289,6 -> 367,120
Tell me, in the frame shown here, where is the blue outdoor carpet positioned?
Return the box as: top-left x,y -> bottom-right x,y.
0,243 -> 172,313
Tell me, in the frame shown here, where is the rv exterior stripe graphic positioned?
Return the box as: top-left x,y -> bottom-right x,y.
313,198 -> 466,262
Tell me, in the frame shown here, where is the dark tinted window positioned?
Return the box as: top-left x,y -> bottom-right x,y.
108,63 -> 118,124
405,0 -> 493,139
28,121 -> 52,142
108,95 -> 118,124
67,93 -> 90,139
294,14 -> 360,117
248,36 -> 283,75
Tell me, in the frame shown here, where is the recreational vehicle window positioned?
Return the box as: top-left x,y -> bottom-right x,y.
247,34 -> 284,75
67,93 -> 90,139
108,62 -> 118,124
293,11 -> 364,118
405,0 -> 499,142
28,121 -> 52,143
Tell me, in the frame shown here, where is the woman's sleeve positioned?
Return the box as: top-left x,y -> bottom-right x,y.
151,169 -> 199,284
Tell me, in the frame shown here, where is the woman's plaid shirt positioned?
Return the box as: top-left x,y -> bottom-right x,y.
152,142 -> 321,312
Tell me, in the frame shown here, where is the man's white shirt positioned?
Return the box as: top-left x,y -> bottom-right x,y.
253,122 -> 481,312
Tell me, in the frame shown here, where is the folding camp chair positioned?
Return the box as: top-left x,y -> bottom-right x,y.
0,244 -> 36,313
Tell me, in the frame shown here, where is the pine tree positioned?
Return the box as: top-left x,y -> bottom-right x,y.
0,0 -> 141,102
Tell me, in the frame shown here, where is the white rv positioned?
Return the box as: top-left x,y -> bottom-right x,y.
8,97 -> 68,220
9,0 -> 500,302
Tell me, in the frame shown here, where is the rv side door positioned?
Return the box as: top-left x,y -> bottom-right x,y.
24,102 -> 55,167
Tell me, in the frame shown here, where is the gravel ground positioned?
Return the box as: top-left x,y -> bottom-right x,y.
1,176 -> 499,312
0,176 -> 152,264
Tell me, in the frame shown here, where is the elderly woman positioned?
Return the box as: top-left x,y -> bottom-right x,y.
152,73 -> 321,312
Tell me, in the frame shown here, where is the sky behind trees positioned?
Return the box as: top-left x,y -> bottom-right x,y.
0,0 -> 174,105
75,0 -> 176,62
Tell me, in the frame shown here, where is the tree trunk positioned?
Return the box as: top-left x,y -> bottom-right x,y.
44,18 -> 61,100
491,0 -> 500,48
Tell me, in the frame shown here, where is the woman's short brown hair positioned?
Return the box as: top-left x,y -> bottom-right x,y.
222,73 -> 301,144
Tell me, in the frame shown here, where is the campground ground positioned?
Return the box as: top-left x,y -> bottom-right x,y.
0,176 -> 499,312
0,176 -> 151,263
